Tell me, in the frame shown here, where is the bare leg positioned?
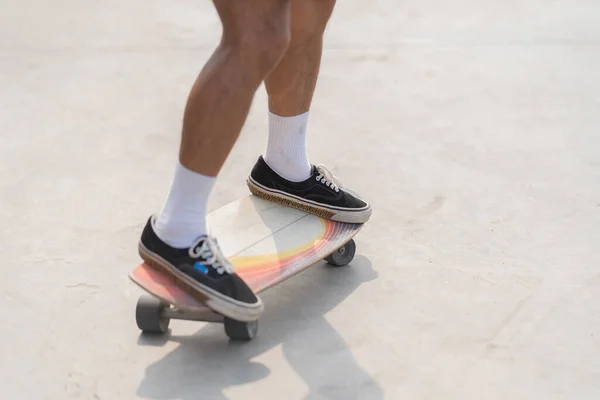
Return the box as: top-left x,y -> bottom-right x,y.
139,0 -> 293,321
153,0 -> 291,246
265,0 -> 336,116
258,0 -> 335,182
181,0 -> 291,176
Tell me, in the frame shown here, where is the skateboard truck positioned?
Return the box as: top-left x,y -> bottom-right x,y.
135,294 -> 260,340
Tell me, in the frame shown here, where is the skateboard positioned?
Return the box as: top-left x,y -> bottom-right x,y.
129,195 -> 363,340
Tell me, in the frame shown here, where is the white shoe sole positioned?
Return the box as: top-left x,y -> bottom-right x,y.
247,177 -> 372,224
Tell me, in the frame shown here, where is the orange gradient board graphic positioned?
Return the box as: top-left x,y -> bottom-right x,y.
129,195 -> 362,310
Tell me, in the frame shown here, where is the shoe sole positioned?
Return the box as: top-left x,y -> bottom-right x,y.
138,242 -> 264,322
247,177 -> 372,224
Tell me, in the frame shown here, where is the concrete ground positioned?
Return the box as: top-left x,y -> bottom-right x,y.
1,1 -> 599,399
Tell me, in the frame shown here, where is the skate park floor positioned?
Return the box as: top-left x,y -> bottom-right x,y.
1,1 -> 599,399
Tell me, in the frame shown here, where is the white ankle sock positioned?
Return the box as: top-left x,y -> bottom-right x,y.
153,161 -> 216,248
264,111 -> 312,182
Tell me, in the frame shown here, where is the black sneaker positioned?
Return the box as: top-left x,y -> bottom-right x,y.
247,156 -> 372,224
138,217 -> 263,322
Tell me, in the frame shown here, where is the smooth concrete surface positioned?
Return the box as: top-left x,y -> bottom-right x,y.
1,1 -> 599,399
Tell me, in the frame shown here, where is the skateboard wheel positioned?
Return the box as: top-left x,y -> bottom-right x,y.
224,318 -> 258,341
325,239 -> 356,267
135,295 -> 170,334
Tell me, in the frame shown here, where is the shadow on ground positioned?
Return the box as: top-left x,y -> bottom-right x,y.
136,255 -> 382,399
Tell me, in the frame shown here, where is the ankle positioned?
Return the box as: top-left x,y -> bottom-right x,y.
264,111 -> 311,182
153,162 -> 214,248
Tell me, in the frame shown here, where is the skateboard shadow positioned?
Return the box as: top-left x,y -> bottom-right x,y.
136,255 -> 382,400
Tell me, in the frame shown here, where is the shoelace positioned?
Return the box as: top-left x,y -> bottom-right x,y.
315,164 -> 343,193
188,236 -> 234,275
315,164 -> 366,200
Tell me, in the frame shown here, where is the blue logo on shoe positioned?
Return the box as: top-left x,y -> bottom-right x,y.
193,262 -> 209,275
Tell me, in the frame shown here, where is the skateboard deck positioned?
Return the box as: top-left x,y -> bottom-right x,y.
130,195 -> 363,314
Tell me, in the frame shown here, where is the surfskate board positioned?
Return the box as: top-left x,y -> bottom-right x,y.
129,194 -> 363,340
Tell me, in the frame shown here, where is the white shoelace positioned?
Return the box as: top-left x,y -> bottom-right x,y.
315,164 -> 366,200
188,236 -> 234,275
315,164 -> 343,193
